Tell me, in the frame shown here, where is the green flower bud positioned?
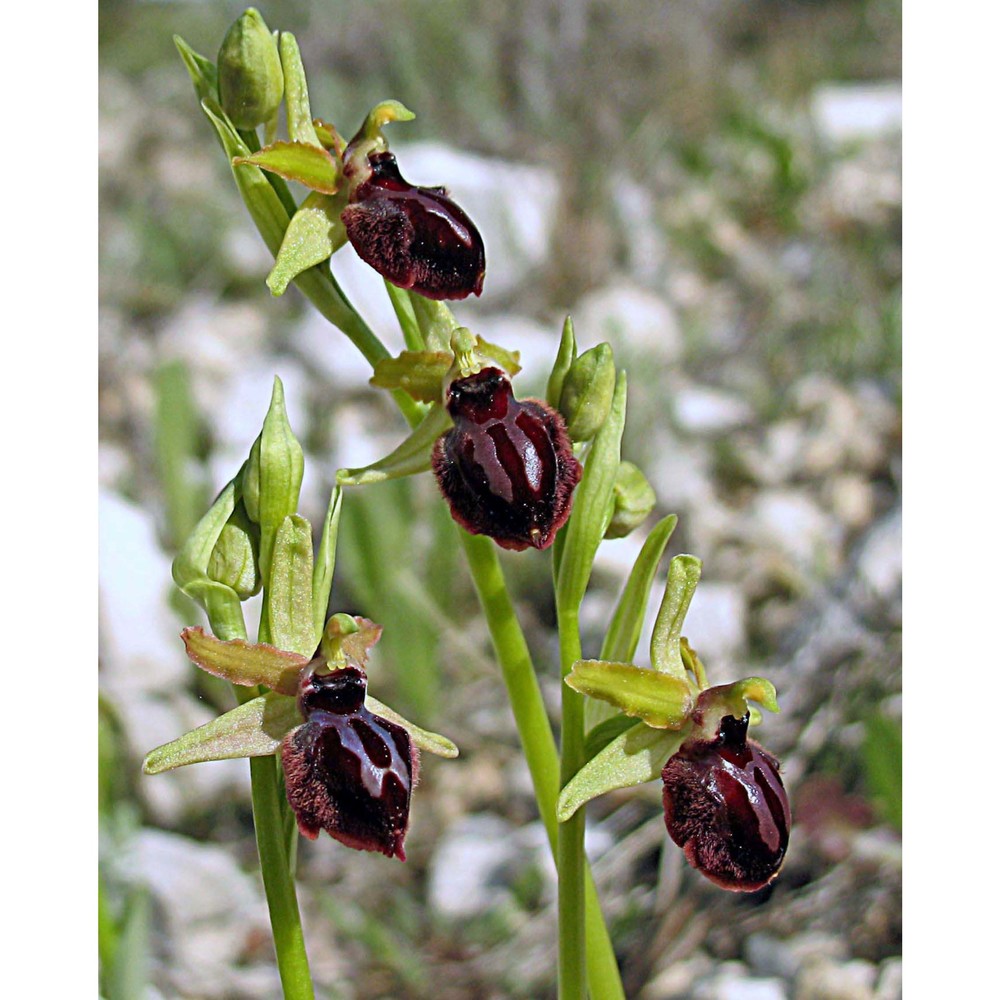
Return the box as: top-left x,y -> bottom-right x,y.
605,461 -> 656,539
207,498 -> 261,600
242,377 -> 305,585
559,342 -> 616,442
217,8 -> 284,131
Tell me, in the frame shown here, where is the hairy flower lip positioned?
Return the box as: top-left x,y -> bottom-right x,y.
281,662 -> 417,861
432,367 -> 582,551
341,151 -> 485,301
661,713 -> 790,892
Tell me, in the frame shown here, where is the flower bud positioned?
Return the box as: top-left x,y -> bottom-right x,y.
559,343 -> 616,442
281,663 -> 417,860
432,368 -> 582,550
217,8 -> 284,131
207,498 -> 262,600
661,712 -> 790,892
341,151 -> 485,300
605,461 -> 656,539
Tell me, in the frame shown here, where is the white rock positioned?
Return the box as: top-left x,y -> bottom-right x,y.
693,962 -> 787,1000
682,581 -> 747,681
746,490 -> 843,578
795,958 -> 877,1000
673,384 -> 754,436
811,83 -> 902,143
122,829 -> 276,999
856,508 -> 902,601
874,958 -> 902,1000
99,490 -> 189,697
427,814 -> 520,919
574,283 -> 684,365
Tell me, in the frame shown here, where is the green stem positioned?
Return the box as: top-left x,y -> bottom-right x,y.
460,534 -> 625,999
206,600 -> 314,998
557,609 -> 586,1000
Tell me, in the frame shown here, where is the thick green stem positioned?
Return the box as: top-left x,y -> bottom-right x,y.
557,610 -> 587,1000
206,601 -> 314,998
460,534 -> 624,999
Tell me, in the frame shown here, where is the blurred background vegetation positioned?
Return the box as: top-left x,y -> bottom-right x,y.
100,1 -> 901,997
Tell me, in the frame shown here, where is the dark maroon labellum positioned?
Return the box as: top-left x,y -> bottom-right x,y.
281,664 -> 416,861
341,151 -> 486,300
661,713 -> 790,892
432,368 -> 582,551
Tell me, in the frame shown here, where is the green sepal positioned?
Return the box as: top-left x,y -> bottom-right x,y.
278,32 -> 321,147
142,692 -> 301,774
267,514 -> 317,657
559,342 -> 616,443
365,695 -> 459,758
566,660 -> 693,729
370,350 -> 454,403
181,626 -> 307,695
236,142 -> 342,194
556,371 -> 627,615
546,316 -> 577,408
207,497 -> 261,600
174,35 -> 218,106
649,554 -> 702,678
217,8 -> 283,131
243,377 -> 305,585
312,485 -> 343,642
605,461 -> 657,539
266,191 -> 347,295
557,722 -> 687,823
337,403 -> 452,486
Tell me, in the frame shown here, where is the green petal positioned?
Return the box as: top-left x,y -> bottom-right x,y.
337,404 -> 452,486
566,660 -> 693,729
267,514 -> 317,657
365,695 -> 459,758
649,554 -> 702,678
312,485 -> 344,642
236,142 -> 342,194
142,693 -> 301,774
556,370 -> 627,615
181,627 -> 307,695
557,722 -> 686,823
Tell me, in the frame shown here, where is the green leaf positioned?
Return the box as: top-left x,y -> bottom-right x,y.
370,350 -> 453,403
236,142 -> 342,194
557,722 -> 686,822
312,485 -> 344,641
174,35 -> 218,106
181,627 -> 307,695
567,660 -> 693,729
267,514 -> 317,657
142,693 -> 302,773
278,32 -> 321,147
556,371 -> 627,615
365,695 -> 459,758
862,713 -> 902,830
337,404 -> 452,486
649,554 -> 702,678
243,376 -> 305,584
546,315 -> 577,408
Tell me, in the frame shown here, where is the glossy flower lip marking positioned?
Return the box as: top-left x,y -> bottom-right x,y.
661,713 -> 790,892
432,367 -> 582,551
342,151 -> 486,300
281,663 -> 417,861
